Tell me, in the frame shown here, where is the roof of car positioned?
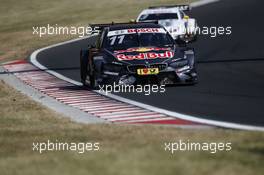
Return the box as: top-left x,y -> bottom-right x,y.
139,7 -> 180,15
108,23 -> 163,31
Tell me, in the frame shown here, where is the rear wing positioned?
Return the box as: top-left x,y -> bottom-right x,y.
148,5 -> 190,11
89,21 -> 158,31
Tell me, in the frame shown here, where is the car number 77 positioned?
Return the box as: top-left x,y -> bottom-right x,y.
109,35 -> 125,45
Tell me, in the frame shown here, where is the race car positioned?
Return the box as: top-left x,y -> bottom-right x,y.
80,22 -> 197,89
136,5 -> 197,44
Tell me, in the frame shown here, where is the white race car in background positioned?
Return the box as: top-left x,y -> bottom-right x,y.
136,5 -> 198,45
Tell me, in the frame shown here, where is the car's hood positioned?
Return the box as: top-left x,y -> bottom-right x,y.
104,46 -> 176,65
158,19 -> 184,26
158,19 -> 185,34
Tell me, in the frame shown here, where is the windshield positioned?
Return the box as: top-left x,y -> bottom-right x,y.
103,28 -> 174,50
138,13 -> 178,21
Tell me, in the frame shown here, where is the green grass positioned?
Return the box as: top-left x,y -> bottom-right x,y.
1,0 -> 264,174
0,80 -> 264,175
0,0 -> 194,62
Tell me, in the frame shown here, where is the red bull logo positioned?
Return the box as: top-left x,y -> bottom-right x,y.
114,47 -> 171,54
116,51 -> 174,61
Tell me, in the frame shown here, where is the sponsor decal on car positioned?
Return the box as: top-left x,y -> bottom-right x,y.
116,51 -> 174,61
114,47 -> 171,54
137,68 -> 159,75
107,28 -> 166,37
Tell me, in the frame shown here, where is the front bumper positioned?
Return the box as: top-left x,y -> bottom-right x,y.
99,63 -> 197,85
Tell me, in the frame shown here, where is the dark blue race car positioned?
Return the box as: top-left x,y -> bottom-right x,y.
80,22 -> 197,89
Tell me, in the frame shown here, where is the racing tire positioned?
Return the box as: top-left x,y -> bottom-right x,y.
88,72 -> 99,90
87,59 -> 99,90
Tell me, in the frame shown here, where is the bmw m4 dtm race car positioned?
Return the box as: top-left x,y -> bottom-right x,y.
136,5 -> 197,44
80,22 -> 197,89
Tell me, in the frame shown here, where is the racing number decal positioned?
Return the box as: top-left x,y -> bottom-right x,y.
109,35 -> 125,45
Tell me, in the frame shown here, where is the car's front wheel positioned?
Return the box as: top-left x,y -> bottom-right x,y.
86,59 -> 100,89
80,49 -> 89,86
88,70 -> 99,89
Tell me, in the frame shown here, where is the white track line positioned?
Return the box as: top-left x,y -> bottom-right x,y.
29,0 -> 264,131
191,0 -> 219,7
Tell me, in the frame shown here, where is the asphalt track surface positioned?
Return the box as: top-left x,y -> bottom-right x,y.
36,0 -> 264,127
